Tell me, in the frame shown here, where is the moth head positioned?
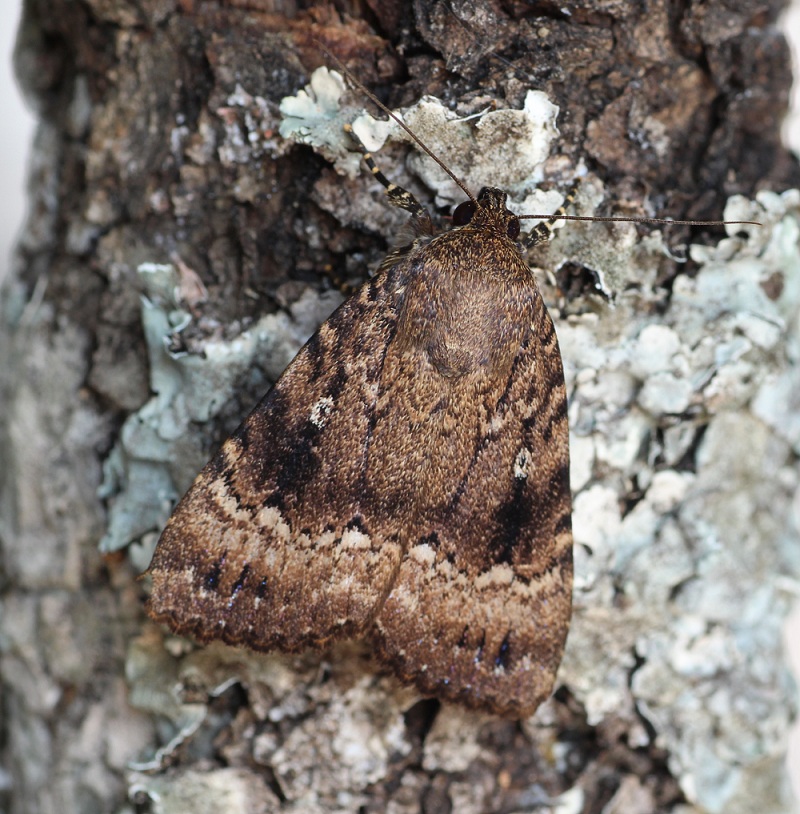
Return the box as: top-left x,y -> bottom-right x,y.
452,187 -> 521,240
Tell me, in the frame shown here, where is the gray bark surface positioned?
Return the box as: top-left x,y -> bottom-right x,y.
1,1 -> 798,813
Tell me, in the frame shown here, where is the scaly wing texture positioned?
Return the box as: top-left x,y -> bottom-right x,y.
146,267 -> 410,651
367,234 -> 573,717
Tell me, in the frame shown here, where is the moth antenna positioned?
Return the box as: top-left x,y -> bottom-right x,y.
319,45 -> 478,206
519,214 -> 763,227
520,180 -> 761,231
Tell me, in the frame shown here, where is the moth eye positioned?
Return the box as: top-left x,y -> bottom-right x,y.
452,200 -> 477,226
507,219 -> 520,240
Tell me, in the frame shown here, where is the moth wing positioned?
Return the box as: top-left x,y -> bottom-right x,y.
369,298 -> 573,717
146,269 -> 408,651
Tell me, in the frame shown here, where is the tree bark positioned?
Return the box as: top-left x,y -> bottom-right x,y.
2,1 -> 798,813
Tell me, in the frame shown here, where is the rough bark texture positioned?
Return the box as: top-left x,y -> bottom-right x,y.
2,1 -> 798,813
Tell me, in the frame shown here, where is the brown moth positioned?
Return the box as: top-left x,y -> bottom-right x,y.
145,66 -> 575,717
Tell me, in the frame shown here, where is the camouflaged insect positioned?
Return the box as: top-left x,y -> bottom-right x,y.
146,94 -> 574,719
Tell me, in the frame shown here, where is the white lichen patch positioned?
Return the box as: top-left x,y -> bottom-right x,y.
399,90 -> 559,207
128,767 -> 281,814
422,705 -> 487,773
561,189 -> 800,814
268,668 -> 414,804
279,67 -> 388,178
279,68 -> 564,211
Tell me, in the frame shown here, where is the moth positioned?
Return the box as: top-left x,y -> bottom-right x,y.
145,73 -> 578,718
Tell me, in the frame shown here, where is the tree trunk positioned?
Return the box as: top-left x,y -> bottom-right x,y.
2,1 -> 798,812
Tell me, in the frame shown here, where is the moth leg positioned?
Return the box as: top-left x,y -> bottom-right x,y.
344,123 -> 433,234
523,181 -> 580,249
